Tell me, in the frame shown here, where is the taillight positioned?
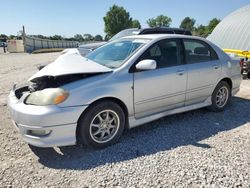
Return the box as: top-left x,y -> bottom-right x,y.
239,59 -> 244,67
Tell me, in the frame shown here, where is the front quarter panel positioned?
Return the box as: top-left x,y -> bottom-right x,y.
60,71 -> 134,116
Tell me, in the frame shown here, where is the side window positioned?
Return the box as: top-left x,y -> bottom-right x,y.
139,39 -> 182,69
183,39 -> 218,64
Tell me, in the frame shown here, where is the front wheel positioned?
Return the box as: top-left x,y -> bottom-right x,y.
77,101 -> 125,149
208,81 -> 231,112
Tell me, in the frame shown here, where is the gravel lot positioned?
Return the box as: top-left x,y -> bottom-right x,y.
0,52 -> 249,187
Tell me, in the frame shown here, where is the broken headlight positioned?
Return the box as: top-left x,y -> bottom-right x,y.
25,88 -> 69,106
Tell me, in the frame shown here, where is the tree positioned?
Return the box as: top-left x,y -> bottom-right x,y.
0,34 -> 8,39
206,18 -> 220,35
83,33 -> 94,41
180,17 -> 196,32
9,35 -> 16,39
64,37 -> 76,41
147,15 -> 172,27
37,35 -> 48,39
193,25 -> 207,37
74,34 -> 84,42
94,35 -> 103,41
132,19 -> 141,28
193,18 -> 220,38
49,35 -> 63,40
103,5 -> 133,38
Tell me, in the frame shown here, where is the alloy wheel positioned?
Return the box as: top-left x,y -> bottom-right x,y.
89,110 -> 120,143
216,86 -> 229,108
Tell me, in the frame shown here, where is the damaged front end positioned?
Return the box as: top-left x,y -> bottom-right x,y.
28,73 -> 101,92
14,73 -> 102,101
12,53 -> 113,103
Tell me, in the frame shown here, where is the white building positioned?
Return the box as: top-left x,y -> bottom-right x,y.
207,5 -> 250,51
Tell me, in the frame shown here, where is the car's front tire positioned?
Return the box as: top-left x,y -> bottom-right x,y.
77,101 -> 125,149
209,81 -> 231,112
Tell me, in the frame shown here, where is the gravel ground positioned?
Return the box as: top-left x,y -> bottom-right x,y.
0,52 -> 249,187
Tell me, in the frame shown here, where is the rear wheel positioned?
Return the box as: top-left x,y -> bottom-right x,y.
77,101 -> 125,148
208,81 -> 231,112
242,72 -> 248,79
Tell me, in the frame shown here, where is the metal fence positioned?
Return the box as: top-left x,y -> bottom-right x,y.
24,36 -> 79,53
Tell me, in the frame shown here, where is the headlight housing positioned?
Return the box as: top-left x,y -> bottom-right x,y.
25,88 -> 69,106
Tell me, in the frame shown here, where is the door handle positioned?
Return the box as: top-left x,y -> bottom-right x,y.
213,64 -> 219,69
177,70 -> 185,75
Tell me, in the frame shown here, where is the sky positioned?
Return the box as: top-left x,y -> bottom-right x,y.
1,0 -> 250,37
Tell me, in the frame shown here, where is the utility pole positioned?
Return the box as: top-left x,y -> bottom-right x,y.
3,43 -> 6,53
22,25 -> 26,52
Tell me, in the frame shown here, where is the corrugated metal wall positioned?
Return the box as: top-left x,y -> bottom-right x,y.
25,36 -> 79,53
207,5 -> 250,51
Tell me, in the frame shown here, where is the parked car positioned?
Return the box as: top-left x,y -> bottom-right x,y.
241,59 -> 250,79
0,42 -> 7,47
8,34 -> 241,148
224,49 -> 250,79
75,27 -> 192,56
240,51 -> 250,79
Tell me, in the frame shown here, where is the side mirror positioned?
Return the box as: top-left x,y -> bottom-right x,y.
136,59 -> 157,71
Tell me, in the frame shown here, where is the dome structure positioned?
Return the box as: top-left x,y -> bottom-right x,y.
207,5 -> 250,51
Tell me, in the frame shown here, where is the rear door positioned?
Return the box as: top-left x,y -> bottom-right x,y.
183,39 -> 221,105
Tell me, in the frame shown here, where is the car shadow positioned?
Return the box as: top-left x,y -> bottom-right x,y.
29,96 -> 250,170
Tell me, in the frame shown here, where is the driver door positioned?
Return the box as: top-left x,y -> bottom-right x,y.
133,39 -> 187,118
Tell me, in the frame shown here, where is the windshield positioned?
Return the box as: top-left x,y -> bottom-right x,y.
110,28 -> 140,41
86,38 -> 150,68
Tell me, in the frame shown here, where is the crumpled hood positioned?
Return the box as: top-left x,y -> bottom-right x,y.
61,48 -> 80,55
29,53 -> 112,81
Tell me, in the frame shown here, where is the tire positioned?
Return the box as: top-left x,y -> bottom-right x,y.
77,101 -> 125,149
242,73 -> 248,80
208,81 -> 231,112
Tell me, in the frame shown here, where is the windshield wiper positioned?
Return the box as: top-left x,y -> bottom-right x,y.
104,65 -> 117,69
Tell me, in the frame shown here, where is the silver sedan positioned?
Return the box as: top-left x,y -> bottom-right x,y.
8,34 -> 241,148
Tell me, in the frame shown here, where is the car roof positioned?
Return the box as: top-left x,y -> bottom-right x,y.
123,34 -> 202,41
123,34 -> 219,53
116,27 -> 192,36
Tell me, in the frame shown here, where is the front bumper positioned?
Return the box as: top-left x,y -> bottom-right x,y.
8,87 -> 88,147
